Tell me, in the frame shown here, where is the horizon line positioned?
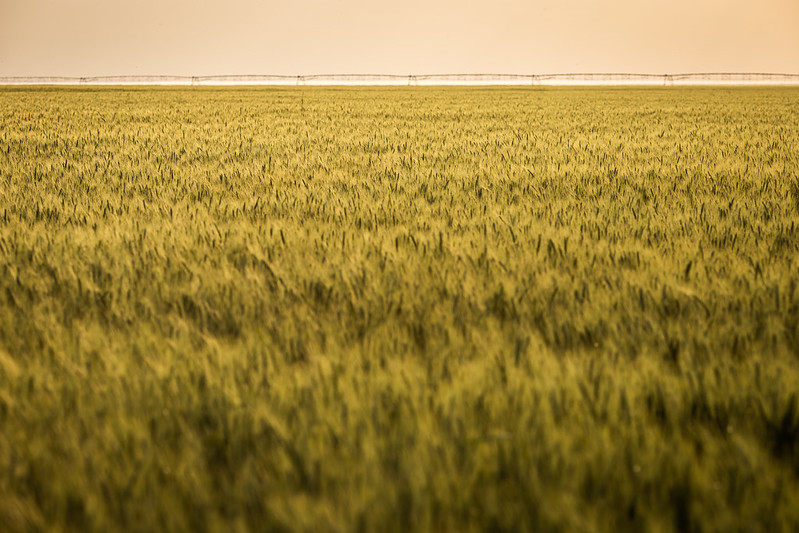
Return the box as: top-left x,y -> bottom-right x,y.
2,72 -> 799,86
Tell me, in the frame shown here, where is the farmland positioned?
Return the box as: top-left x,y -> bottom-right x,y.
1,85 -> 798,532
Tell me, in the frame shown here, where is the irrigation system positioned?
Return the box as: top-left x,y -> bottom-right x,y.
1,73 -> 798,86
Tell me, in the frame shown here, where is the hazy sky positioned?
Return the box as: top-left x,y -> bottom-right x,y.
1,0 -> 798,77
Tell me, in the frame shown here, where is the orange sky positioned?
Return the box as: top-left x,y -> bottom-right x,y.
1,0 -> 797,76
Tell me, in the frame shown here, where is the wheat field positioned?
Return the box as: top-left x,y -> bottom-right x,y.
1,85 -> 798,532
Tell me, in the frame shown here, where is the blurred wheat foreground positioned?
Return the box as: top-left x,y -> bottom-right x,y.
1,85 -> 798,532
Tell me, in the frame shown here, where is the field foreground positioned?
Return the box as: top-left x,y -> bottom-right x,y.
1,86 -> 799,532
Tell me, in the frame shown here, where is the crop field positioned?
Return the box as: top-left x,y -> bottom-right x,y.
0,85 -> 798,532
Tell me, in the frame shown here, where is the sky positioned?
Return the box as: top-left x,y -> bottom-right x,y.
1,0 -> 798,77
